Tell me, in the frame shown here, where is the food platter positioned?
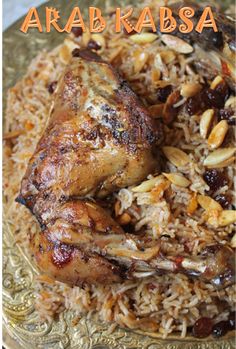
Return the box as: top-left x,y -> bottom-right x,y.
3,0 -> 235,348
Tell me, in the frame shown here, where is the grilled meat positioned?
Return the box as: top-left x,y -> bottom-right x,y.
17,51 -> 235,287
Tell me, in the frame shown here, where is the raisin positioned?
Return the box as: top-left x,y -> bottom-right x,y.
215,194 -> 231,209
87,39 -> 101,51
48,81 -> 57,94
203,169 -> 228,191
157,85 -> 173,103
218,108 -> 235,126
72,48 -> 80,57
229,311 -> 236,329
212,321 -> 230,338
185,94 -> 202,115
202,88 -> 225,109
72,48 -> 102,62
71,27 -> 83,37
192,317 -> 213,338
215,80 -> 230,102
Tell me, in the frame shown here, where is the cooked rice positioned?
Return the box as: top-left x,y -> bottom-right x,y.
3,0 -> 236,338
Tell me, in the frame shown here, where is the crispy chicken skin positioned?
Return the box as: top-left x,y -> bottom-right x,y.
17,53 -> 163,285
17,52 -> 235,287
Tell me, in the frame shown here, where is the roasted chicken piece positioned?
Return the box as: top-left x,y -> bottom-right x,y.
17,51 -> 235,287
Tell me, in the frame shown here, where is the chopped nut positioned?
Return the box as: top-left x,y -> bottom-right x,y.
132,176 -> 163,192
162,146 -> 190,167
210,75 -> 223,90
199,109 -> 215,139
163,90 -> 181,124
118,213 -> 132,225
225,96 -> 236,108
230,233 -> 236,248
187,193 -> 198,215
161,34 -> 193,54
203,148 -> 236,167
3,130 -> 23,140
207,120 -> 229,149
163,172 -> 190,187
197,195 -> 223,212
218,210 -> 236,226
130,33 -> 157,44
180,83 -> 202,98
133,50 -> 149,74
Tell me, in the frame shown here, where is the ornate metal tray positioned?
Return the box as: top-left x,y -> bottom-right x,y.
3,1 -> 235,348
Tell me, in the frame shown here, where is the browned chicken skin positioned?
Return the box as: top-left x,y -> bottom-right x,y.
17,51 -> 235,287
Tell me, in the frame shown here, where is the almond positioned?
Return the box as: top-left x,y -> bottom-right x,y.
163,172 -> 190,187
162,146 -> 190,167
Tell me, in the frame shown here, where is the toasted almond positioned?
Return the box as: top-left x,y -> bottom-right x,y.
151,68 -> 161,84
130,33 -> 157,44
133,50 -> 149,73
59,45 -> 71,64
206,156 -> 235,169
163,172 -> 190,187
199,109 -> 215,139
160,50 -> 176,64
210,75 -> 223,89
64,38 -> 79,52
118,213 -> 132,225
207,120 -> 229,149
132,176 -> 163,192
82,29 -> 91,46
161,34 -> 193,54
114,201 -> 121,217
230,233 -> 236,248
91,34 -> 106,52
180,83 -> 202,98
162,146 -> 190,167
197,195 -> 222,211
203,148 -> 236,167
225,96 -> 236,108
3,130 -> 23,140
218,210 -> 236,226
187,193 -> 198,215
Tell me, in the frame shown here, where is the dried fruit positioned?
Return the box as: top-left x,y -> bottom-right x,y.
162,146 -> 190,167
48,81 -> 57,94
203,169 -> 228,191
87,39 -> 101,51
212,321 -> 230,337
90,34 -> 105,52
207,120 -> 228,149
197,195 -> 222,211
199,109 -> 215,139
156,85 -> 173,103
71,27 -> 83,37
180,83 -> 202,98
203,148 -> 236,167
130,33 -> 157,44
161,35 -> 193,54
203,88 -> 225,109
163,172 -> 190,187
215,194 -> 231,209
132,176 -> 163,192
218,210 -> 236,226
192,317 -> 213,338
218,108 -> 235,126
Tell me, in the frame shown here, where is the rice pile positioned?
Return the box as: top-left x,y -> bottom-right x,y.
3,0 -> 236,338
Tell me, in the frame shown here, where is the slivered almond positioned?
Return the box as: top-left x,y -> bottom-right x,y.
163,172 -> 190,187
162,146 -> 190,167
107,245 -> 160,261
160,50 -> 176,64
210,75 -> 223,89
161,34 -> 193,54
180,83 -> 202,98
3,130 -> 23,140
231,233 -> 236,248
64,38 -> 79,52
197,195 -> 222,212
59,45 -> 71,64
199,109 -> 214,139
218,210 -> 236,226
203,148 -> 236,167
133,50 -> 149,73
114,201 -> 121,217
207,120 -> 229,149
118,213 -> 131,225
132,176 -> 163,193
187,193 -> 198,215
130,33 -> 157,44
225,96 -> 236,108
206,156 -> 235,169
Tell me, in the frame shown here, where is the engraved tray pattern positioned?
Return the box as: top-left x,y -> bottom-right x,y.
3,1 -> 235,348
